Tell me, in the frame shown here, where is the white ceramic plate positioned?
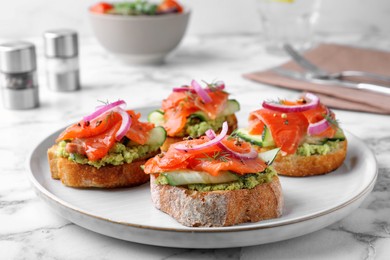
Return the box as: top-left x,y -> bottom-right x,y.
27,106 -> 377,248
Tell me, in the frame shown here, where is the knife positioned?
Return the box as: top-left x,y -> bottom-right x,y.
272,68 -> 390,96
283,43 -> 390,83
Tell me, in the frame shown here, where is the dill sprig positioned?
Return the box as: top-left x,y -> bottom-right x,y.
227,134 -> 244,147
97,99 -> 110,105
227,130 -> 239,140
197,151 -> 231,163
323,113 -> 340,129
201,79 -> 229,94
184,90 -> 196,102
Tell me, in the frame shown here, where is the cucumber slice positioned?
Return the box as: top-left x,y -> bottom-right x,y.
220,99 -> 240,116
162,170 -> 239,186
188,99 -> 239,123
261,126 -> 275,147
258,148 -> 280,165
235,127 -> 275,147
235,128 -> 263,146
188,111 -> 209,122
146,126 -> 167,146
303,135 -> 326,145
148,110 -> 165,126
327,128 -> 346,141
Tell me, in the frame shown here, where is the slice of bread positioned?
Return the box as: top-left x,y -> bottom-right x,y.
150,174 -> 283,227
161,114 -> 238,151
47,145 -> 157,188
258,140 -> 347,177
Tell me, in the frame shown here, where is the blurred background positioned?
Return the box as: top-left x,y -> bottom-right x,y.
0,0 -> 389,39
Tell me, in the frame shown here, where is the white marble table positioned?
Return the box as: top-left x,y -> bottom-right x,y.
1,35 -> 389,259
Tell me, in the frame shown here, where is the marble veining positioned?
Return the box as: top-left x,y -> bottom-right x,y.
0,34 -> 389,259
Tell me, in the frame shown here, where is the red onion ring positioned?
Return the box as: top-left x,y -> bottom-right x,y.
172,86 -> 195,93
175,121 -> 229,152
205,129 -> 258,160
307,118 -> 330,136
115,108 -> 132,141
262,93 -> 320,113
83,100 -> 126,122
173,81 -> 225,93
191,80 -> 212,103
307,107 -> 331,136
83,100 -> 132,141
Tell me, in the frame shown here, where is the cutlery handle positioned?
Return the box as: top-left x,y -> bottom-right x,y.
283,43 -> 328,76
272,67 -> 390,96
358,83 -> 390,95
341,71 -> 390,83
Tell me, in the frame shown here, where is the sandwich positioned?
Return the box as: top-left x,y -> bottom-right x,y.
147,80 -> 240,151
235,93 -> 347,177
47,100 -> 166,188
143,121 -> 283,227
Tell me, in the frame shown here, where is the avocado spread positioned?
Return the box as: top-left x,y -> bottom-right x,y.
56,141 -> 159,169
297,140 -> 342,156
155,167 -> 277,191
175,114 -> 234,137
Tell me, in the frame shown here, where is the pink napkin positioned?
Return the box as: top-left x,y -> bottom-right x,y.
243,43 -> 390,114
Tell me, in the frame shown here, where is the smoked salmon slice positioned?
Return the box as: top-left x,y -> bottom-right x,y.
249,109 -> 308,154
302,104 -> 336,138
144,136 -> 266,176
56,112 -> 121,142
125,110 -> 154,145
161,88 -> 229,136
248,100 -> 339,154
57,110 -> 155,161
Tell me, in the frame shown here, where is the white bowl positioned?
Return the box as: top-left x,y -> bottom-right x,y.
89,9 -> 190,64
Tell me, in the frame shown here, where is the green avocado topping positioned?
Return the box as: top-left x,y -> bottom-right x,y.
175,114 -> 235,138
155,167 -> 277,191
56,140 -> 160,169
296,140 -> 342,156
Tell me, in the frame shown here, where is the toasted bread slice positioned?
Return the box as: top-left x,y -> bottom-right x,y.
160,114 -> 238,152
150,174 -> 283,227
47,145 -> 156,188
257,140 -> 347,177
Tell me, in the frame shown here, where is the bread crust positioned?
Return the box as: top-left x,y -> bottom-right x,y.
161,114 -> 238,152
48,145 -> 155,188
257,140 -> 347,177
150,174 -> 283,227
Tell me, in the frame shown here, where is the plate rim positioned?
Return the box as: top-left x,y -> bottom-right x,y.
26,106 -> 378,234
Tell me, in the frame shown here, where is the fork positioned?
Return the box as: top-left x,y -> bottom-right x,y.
283,43 -> 390,83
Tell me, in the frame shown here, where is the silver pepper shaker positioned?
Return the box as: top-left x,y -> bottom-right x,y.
43,29 -> 80,91
0,41 -> 39,109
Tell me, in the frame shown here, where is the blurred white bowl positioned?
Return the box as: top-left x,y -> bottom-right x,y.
89,9 -> 190,64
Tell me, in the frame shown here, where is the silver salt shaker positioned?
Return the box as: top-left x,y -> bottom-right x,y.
0,41 -> 39,109
43,29 -> 80,91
